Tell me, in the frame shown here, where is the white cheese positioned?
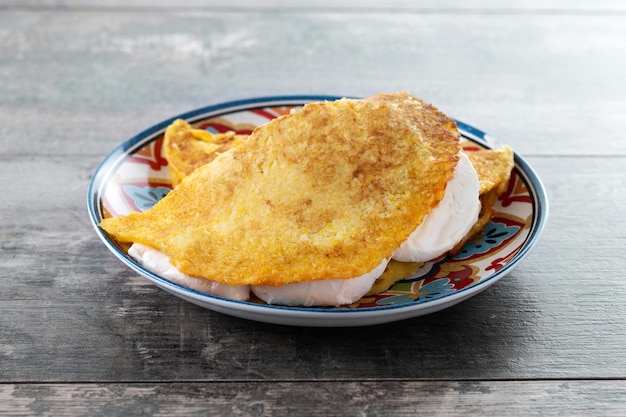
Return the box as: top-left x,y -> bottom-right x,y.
251,258 -> 389,307
392,152 -> 481,262
128,243 -> 251,301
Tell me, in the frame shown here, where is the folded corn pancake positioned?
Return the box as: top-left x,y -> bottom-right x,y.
100,91 -> 461,287
157,107 -> 514,297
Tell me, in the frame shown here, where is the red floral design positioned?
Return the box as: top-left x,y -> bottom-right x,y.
461,144 -> 483,152
251,106 -> 297,120
485,243 -> 522,272
422,263 -> 480,291
499,171 -> 532,207
446,265 -> 477,290
127,137 -> 168,170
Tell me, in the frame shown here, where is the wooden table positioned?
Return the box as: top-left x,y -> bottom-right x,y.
2,1 -> 626,415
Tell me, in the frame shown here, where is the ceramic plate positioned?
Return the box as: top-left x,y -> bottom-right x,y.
88,95 -> 548,327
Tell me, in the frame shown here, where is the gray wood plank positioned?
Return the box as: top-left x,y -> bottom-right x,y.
7,0 -> 626,13
1,154 -> 625,382
1,381 -> 625,416
2,2 -> 624,413
5,0 -> 626,12
1,11 -> 625,158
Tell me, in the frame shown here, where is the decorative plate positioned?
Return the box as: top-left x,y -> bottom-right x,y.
88,95 -> 548,327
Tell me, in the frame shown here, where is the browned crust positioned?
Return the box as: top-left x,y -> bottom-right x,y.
163,119 -> 245,186
100,92 -> 461,286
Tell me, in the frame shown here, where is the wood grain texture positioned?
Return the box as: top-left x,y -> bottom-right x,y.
1,10 -> 625,157
1,155 -> 625,382
1,381 -> 625,417
2,2 -> 626,414
5,0 -> 626,11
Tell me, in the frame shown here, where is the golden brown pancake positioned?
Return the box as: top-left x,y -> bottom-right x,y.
163,114 -> 513,199
100,91 -> 461,286
163,119 -> 246,186
466,146 -> 514,195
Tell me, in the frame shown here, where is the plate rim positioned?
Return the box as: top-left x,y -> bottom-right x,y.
87,95 -> 549,326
